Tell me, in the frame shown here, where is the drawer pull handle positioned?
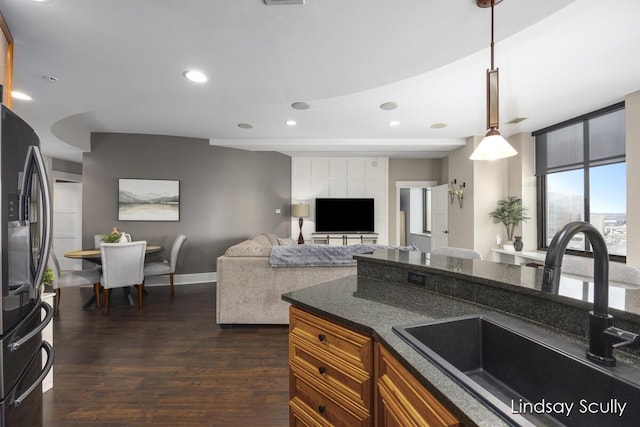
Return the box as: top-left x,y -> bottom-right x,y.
318,366 -> 326,374
318,405 -> 326,414
318,334 -> 326,342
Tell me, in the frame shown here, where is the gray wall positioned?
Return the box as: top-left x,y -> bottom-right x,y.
52,158 -> 83,175
83,133 -> 292,273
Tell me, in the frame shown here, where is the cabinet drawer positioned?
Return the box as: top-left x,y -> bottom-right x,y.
291,365 -> 371,427
376,344 -> 461,427
290,334 -> 371,410
290,306 -> 372,372
290,397 -> 331,427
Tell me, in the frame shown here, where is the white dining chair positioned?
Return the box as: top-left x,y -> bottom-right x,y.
98,241 -> 147,315
49,253 -> 102,316
144,234 -> 187,297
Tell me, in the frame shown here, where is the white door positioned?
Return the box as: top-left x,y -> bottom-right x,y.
53,181 -> 83,270
431,184 -> 449,251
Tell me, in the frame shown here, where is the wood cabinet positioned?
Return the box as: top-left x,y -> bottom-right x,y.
376,344 -> 461,427
289,306 -> 373,426
289,307 -> 461,427
311,233 -> 378,246
0,11 -> 13,107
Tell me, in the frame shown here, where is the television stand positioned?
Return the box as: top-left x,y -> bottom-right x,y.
311,233 -> 378,246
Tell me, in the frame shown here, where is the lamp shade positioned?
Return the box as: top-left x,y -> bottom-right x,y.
291,203 -> 310,218
469,131 -> 517,161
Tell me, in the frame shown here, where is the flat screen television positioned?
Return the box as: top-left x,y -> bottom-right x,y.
315,198 -> 374,233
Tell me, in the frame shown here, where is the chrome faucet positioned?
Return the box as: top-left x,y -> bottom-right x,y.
542,221 -> 640,366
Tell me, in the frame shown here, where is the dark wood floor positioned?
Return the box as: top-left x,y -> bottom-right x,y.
43,283 -> 290,426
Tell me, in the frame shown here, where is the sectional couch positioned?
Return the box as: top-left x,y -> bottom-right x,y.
216,234 -> 356,325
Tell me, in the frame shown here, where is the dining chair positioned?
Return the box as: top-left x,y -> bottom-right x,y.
97,241 -> 147,315
49,253 -> 102,317
143,234 -> 187,297
431,247 -> 483,260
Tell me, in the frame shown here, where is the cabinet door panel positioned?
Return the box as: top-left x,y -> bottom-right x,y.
378,377 -> 419,427
376,344 -> 461,427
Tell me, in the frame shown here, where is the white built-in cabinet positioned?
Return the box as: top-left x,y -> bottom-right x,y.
291,158 -> 389,244
311,233 -> 379,245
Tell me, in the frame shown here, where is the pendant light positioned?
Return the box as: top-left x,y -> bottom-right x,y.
470,0 -> 517,161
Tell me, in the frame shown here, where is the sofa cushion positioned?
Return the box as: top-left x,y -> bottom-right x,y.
263,233 -> 280,246
252,234 -> 274,247
224,240 -> 272,257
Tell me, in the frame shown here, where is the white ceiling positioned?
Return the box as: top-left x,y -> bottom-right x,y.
2,0 -> 640,162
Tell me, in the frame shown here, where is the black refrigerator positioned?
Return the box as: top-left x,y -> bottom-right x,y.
0,104 -> 54,426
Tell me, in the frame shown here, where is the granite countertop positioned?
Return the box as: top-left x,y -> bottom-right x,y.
283,275 -> 515,427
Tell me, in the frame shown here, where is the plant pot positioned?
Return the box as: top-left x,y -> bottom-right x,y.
503,241 -> 515,251
514,236 -> 523,252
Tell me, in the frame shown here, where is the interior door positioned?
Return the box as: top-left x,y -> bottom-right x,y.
430,184 -> 449,251
53,181 -> 82,270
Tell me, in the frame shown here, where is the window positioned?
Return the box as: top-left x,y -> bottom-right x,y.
535,103 -> 626,259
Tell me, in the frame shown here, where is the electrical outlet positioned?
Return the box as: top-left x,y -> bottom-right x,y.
407,272 -> 426,286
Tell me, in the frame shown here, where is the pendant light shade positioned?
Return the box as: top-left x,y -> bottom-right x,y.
470,0 -> 517,161
470,129 -> 518,161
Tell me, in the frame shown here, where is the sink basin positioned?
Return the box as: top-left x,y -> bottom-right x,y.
393,314 -> 640,427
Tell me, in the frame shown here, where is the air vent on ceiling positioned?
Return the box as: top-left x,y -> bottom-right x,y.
505,117 -> 528,124
264,0 -> 305,5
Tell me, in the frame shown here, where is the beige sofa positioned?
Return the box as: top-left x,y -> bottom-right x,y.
216,234 -> 356,325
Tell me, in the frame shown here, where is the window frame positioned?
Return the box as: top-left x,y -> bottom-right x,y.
534,102 -> 626,263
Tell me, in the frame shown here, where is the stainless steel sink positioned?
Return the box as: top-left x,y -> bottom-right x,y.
393,314 -> 640,427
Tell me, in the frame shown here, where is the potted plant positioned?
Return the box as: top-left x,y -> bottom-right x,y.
100,227 -> 122,243
41,267 -> 55,294
489,196 -> 530,250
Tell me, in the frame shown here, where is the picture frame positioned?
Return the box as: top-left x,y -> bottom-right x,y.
118,178 -> 180,221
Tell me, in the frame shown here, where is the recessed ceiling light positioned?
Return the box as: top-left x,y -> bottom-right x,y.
238,123 -> 253,129
32,0 -> 51,3
430,122 -> 448,129
388,121 -> 400,127
183,70 -> 207,83
380,102 -> 398,111
286,120 -> 297,126
291,102 -> 310,110
12,91 -> 33,101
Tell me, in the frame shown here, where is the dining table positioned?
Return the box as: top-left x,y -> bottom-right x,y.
64,245 -> 164,264
64,244 -> 164,309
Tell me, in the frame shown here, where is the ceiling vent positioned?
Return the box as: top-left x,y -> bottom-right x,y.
505,117 -> 528,124
264,0 -> 305,5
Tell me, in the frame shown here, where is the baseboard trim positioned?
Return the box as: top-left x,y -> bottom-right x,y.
144,272 -> 217,287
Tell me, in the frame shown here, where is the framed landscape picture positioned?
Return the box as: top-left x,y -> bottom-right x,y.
118,179 -> 180,221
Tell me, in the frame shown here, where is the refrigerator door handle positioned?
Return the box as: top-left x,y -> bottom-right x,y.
7,301 -> 53,353
8,340 -> 54,409
19,145 -> 53,289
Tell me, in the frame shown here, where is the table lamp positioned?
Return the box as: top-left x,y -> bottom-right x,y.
291,203 -> 310,244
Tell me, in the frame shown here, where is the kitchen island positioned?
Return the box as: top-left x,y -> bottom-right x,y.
282,249 -> 640,426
